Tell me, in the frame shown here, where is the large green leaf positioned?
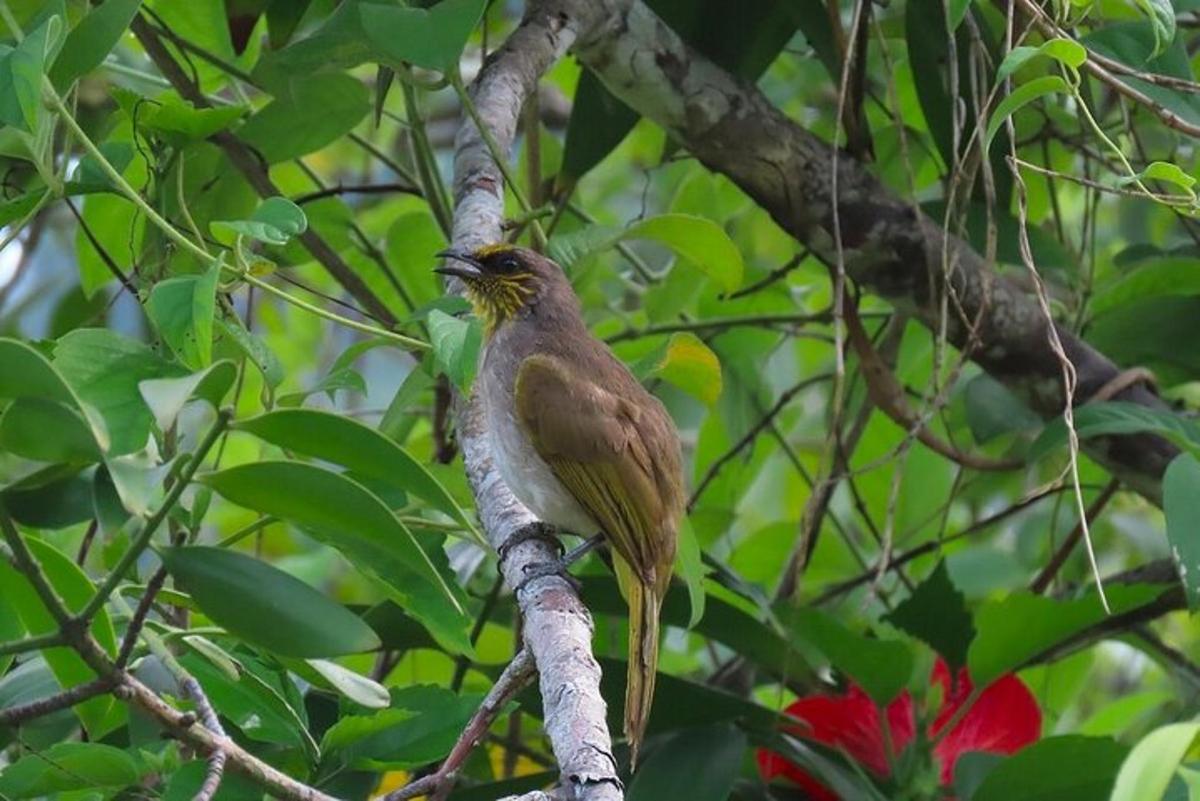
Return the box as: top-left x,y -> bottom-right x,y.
427,309 -> 481,393
160,546 -> 381,658
627,723 -> 745,801
0,398 -> 102,463
145,260 -> 221,370
0,537 -> 119,737
0,338 -> 81,407
212,197 -> 308,246
1030,401 -> 1200,461
789,608 -> 912,706
233,409 -> 478,537
1087,296 -> 1200,387
967,584 -> 1165,686
48,0 -> 142,89
179,651 -> 317,753
321,684 -> 480,769
239,72 -> 370,163
1110,722 -> 1200,801
549,214 -> 743,292
197,462 -> 468,647
52,329 -> 179,455
1164,453 -> 1200,611
360,0 -> 485,71
971,735 -> 1128,801
0,743 -> 140,799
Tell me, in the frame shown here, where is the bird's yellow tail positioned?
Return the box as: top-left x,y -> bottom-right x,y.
614,554 -> 662,768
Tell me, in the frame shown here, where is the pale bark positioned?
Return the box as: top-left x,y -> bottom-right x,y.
448,2 -> 627,798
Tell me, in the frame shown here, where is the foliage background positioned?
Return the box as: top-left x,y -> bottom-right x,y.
0,0 -> 1198,799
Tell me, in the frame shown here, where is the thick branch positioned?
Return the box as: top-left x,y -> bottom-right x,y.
448,3 -> 626,798
565,0 -> 1178,501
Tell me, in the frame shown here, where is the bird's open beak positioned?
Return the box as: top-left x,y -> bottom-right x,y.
434,249 -> 484,281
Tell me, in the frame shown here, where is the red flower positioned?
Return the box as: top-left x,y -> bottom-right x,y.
757,659 -> 1041,799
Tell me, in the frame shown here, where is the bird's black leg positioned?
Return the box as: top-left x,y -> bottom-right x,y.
511,532 -> 604,594
560,533 -> 605,566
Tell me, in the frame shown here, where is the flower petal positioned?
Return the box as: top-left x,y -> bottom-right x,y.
931,661 -> 1042,784
755,684 -> 915,799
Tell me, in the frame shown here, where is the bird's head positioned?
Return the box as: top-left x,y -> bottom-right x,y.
435,243 -> 559,332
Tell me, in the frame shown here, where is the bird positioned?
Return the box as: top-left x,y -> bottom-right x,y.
436,242 -> 685,765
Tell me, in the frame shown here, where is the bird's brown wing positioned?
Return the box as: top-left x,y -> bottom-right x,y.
515,352 -> 682,760
512,352 -> 680,586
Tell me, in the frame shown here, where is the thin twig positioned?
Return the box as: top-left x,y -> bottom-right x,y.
0,676 -> 115,726
384,651 -> 537,801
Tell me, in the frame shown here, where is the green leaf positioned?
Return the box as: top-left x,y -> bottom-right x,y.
625,214 -> 743,292
48,0 -> 142,89
1132,0 -> 1176,57
0,14 -> 55,133
968,584 -> 1165,686
178,652 -> 317,754
1090,258 -> 1200,317
0,537 -> 119,736
322,684 -> 480,769
197,462 -> 467,639
0,337 -> 78,406
0,743 -> 140,799
627,723 -> 745,801
427,309 -> 481,393
216,316 -> 284,390
790,608 -> 912,706
305,659 -> 390,709
883,561 -> 975,670
674,517 -> 706,628
360,0 -> 486,72
1110,722 -> 1200,801
650,333 -> 722,406
137,361 -> 236,434
972,735 -> 1128,801
139,99 -> 246,144
997,38 -> 1087,82
1087,296 -> 1200,387
1030,401 -> 1200,461
1164,453 -> 1200,610
53,329 -> 179,455
1119,160 -> 1196,192
239,72 -> 369,163
985,76 -> 1070,151
146,260 -> 222,370
212,196 -> 308,246
161,546 -> 381,658
0,398 -> 101,463
549,214 -> 744,291
233,408 -> 478,538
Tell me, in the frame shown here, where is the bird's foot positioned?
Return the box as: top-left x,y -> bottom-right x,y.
512,534 -> 604,594
496,522 -> 563,564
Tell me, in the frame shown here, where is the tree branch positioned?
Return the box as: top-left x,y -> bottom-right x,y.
445,3 -> 628,798
565,0 -> 1179,503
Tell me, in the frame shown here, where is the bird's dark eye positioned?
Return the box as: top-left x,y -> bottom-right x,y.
495,254 -> 521,273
